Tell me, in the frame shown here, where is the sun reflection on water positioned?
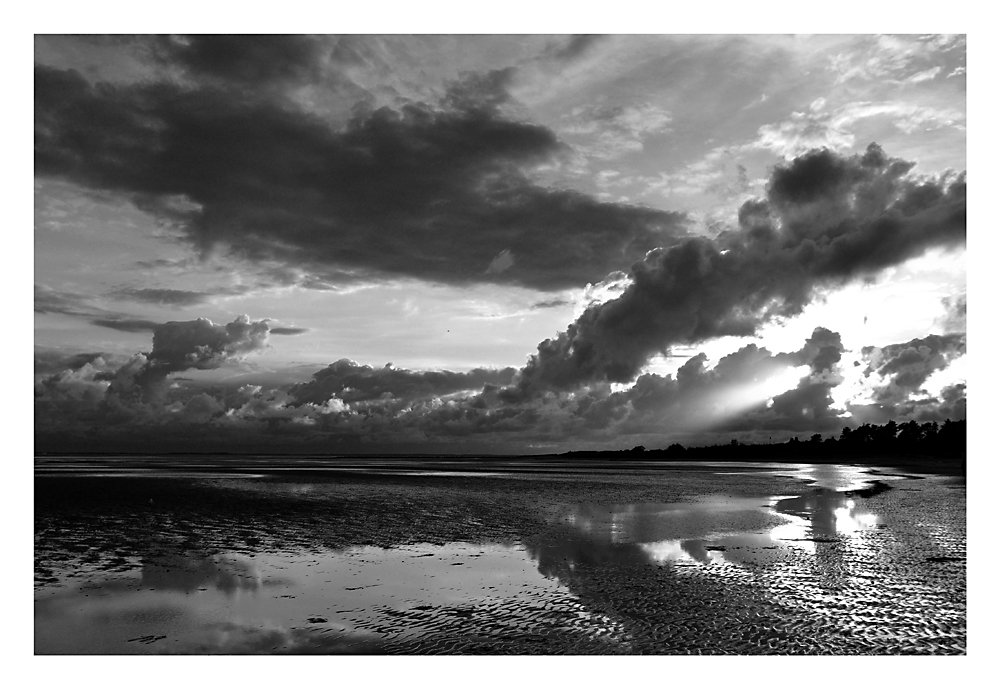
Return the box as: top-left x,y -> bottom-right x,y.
546,477 -> 884,571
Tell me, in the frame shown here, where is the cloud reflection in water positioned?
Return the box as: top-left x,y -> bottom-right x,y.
535,482 -> 883,573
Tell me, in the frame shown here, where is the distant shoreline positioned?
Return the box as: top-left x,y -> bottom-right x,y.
34,452 -> 966,477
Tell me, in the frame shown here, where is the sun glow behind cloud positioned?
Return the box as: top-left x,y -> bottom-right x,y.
681,365 -> 813,431
726,365 -> 812,414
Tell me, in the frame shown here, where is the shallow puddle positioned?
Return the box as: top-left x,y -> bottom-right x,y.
34,542 -> 629,654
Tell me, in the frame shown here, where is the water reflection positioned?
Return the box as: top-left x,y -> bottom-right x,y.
773,488 -> 881,540
35,542 -> 588,654
531,481 -> 883,576
140,552 -> 263,594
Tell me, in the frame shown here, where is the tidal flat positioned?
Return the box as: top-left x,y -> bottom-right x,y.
34,457 -> 966,654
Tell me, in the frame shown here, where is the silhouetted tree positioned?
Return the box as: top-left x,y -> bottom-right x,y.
563,417 -> 964,465
665,443 -> 686,458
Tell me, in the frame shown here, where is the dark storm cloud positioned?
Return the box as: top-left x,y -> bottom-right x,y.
34,58 -> 689,291
505,145 -> 965,397
290,359 -> 518,407
153,34 -> 327,87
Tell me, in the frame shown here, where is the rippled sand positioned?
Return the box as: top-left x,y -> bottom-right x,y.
34,458 -> 965,654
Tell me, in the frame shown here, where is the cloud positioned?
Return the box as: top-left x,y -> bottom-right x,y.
639,146 -> 754,199
35,58 -> 689,292
903,66 -> 942,84
504,144 -> 965,397
561,102 -> 673,159
530,298 -> 571,310
108,288 -> 211,306
35,284 -> 159,332
754,101 -> 964,158
544,35 -> 606,63
757,328 -> 846,432
35,284 -> 100,318
35,360 -> 114,405
935,293 -> 966,334
89,318 -> 162,333
145,315 -> 269,375
828,35 -> 965,85
167,392 -> 226,423
858,332 -> 965,407
108,285 -> 252,307
34,350 -> 107,376
153,34 -> 327,88
111,315 -> 271,399
34,322 -> 964,453
289,359 -> 517,407
609,327 -> 845,437
485,249 -> 515,275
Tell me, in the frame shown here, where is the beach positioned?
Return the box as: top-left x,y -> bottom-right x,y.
34,457 -> 966,654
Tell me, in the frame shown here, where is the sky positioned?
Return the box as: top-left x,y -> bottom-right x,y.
33,33 -> 967,455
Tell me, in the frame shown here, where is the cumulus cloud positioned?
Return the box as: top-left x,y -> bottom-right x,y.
34,321 -> 964,453
857,332 -> 965,407
111,315 -> 271,399
34,350 -> 108,376
505,144 -> 965,397
35,53 -> 689,292
148,315 -> 268,373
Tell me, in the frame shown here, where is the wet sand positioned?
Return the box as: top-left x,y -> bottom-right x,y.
34,458 -> 966,654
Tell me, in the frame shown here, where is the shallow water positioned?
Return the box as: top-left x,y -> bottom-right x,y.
34,459 -> 965,654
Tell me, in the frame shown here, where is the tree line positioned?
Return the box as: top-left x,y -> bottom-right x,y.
561,418 -> 966,464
